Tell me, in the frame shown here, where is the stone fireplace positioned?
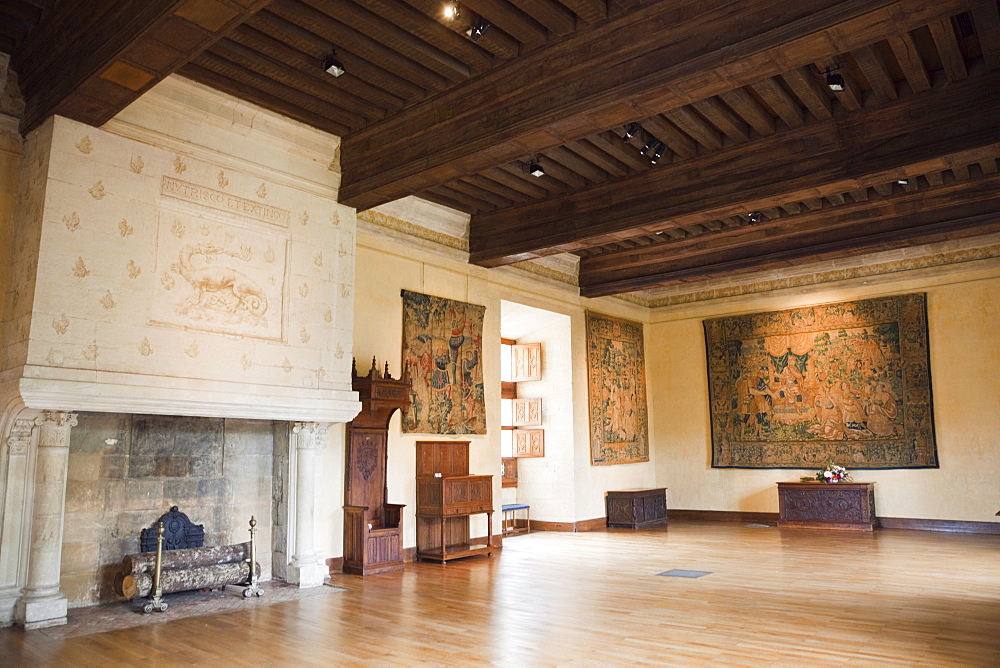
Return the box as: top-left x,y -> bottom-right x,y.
0,77 -> 360,628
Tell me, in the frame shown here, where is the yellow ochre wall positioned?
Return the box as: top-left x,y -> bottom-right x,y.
649,266 -> 1000,522
352,225 -> 657,540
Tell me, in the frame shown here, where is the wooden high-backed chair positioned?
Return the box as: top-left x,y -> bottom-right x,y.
343,358 -> 410,575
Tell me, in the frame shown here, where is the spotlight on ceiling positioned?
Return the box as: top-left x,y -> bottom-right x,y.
525,159 -> 545,177
641,140 -> 665,164
747,211 -> 763,225
826,72 -> 845,91
897,178 -> 910,185
442,2 -> 460,20
323,53 -> 345,78
468,17 -> 490,41
622,122 -> 640,144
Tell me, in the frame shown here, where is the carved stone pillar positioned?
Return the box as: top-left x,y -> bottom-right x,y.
0,416 -> 36,626
14,411 -> 77,629
287,421 -> 330,587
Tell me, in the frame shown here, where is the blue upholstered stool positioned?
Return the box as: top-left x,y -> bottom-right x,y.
501,503 -> 530,535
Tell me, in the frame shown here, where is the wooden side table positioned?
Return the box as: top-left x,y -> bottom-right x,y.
606,488 -> 667,528
776,482 -> 877,531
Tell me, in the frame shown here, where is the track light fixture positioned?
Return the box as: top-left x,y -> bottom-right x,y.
747,211 -> 763,225
819,65 -> 845,91
523,157 -> 544,177
468,17 -> 490,41
622,122 -> 640,144
323,52 -> 345,78
641,139 -> 665,164
442,2 -> 459,20
896,178 -> 909,185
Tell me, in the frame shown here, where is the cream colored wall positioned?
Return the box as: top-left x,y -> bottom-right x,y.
353,228 -> 656,544
505,308 -> 576,521
649,263 -> 1000,522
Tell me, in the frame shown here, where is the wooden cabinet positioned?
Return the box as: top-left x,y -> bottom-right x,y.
415,441 -> 494,563
777,482 -> 877,531
606,488 -> 668,528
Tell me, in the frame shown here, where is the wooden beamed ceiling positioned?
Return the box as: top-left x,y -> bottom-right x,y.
3,0 -> 999,297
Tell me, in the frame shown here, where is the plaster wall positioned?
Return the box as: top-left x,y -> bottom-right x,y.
502,304 -> 576,521
353,226 -> 656,542
649,264 -> 1000,522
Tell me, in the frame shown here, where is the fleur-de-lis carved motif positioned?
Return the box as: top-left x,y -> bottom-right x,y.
240,354 -> 253,371
83,341 -> 98,361
256,183 -> 267,198
331,210 -> 340,226
313,252 -> 323,267
300,328 -> 311,344
52,314 -> 70,335
126,260 -> 141,279
160,272 -> 175,290
128,155 -> 144,174
324,308 -> 333,323
282,358 -> 293,374
138,337 -> 153,356
217,170 -> 229,189
101,290 -> 117,309
264,247 -> 275,263
119,219 -> 133,237
334,344 -> 345,359
300,210 -> 310,226
88,181 -> 106,200
299,282 -> 309,298
338,242 -> 348,257
185,341 -> 200,358
72,257 -> 90,278
76,137 -> 93,154
200,223 -> 210,236
316,366 -> 327,380
170,218 -> 185,238
340,284 -> 351,299
63,212 -> 80,232
173,155 -> 187,174
268,276 -> 276,285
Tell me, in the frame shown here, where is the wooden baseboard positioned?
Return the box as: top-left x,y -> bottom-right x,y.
670,510 -> 1000,534
531,517 -> 605,532
669,509 -> 780,524
878,517 -> 1000,534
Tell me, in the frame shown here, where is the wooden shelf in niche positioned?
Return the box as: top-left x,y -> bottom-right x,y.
513,428 -> 544,457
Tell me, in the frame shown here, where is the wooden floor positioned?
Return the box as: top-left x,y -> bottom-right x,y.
2,521 -> 999,666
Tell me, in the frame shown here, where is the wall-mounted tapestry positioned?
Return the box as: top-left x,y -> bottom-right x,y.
401,290 -> 486,435
704,293 -> 937,469
586,312 -> 649,465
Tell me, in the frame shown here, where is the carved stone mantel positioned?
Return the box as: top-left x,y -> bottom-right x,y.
12,411 -> 78,629
287,421 -> 332,588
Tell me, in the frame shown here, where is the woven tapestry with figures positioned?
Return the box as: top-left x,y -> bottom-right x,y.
401,290 -> 486,435
586,312 -> 649,466
704,293 -> 937,469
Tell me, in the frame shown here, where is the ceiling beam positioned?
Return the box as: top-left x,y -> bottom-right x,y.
12,0 -> 274,134
578,171 -> 1000,293
467,70 -> 1000,266
339,0 -> 982,210
579,205 -> 1000,296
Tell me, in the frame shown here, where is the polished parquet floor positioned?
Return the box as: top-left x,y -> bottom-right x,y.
1,521 -> 998,666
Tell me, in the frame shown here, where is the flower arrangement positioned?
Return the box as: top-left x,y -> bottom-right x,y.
801,462 -> 851,483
